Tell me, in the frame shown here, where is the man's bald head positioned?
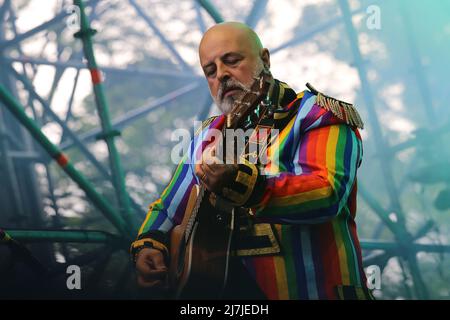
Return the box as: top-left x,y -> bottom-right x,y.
199,22 -> 264,58
198,22 -> 270,114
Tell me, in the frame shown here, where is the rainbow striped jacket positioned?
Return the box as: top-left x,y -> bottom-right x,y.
134,82 -> 371,300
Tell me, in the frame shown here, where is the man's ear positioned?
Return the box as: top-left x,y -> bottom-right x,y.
261,48 -> 270,69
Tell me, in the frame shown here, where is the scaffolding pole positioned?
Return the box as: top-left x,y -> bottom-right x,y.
0,84 -> 128,237
4,229 -> 121,244
73,0 -> 134,233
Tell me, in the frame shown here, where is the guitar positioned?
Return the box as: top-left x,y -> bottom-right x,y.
168,70 -> 273,299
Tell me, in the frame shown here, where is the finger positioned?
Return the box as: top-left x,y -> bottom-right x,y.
138,271 -> 170,290
137,258 -> 166,276
202,162 -> 216,177
203,152 -> 215,165
195,164 -> 208,185
138,268 -> 168,281
137,277 -> 165,289
148,251 -> 166,269
201,146 -> 212,164
136,256 -> 155,274
195,163 -> 203,176
208,156 -> 223,165
202,164 -> 224,193
200,163 -> 215,187
203,147 -> 221,165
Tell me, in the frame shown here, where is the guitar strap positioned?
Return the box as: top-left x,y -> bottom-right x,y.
231,80 -> 303,257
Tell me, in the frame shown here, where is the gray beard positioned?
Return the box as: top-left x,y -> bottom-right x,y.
214,63 -> 265,115
215,94 -> 241,115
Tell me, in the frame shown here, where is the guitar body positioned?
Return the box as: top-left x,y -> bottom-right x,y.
169,185 -> 234,299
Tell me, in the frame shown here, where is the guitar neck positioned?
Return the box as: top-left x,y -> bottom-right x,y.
226,71 -> 273,130
184,185 -> 205,244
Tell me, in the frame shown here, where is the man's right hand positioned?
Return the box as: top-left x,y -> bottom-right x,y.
135,247 -> 168,290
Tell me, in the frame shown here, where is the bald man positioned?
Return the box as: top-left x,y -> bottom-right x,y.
131,22 -> 372,300
199,22 -> 269,115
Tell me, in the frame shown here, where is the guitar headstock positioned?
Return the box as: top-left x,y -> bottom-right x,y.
226,69 -> 273,129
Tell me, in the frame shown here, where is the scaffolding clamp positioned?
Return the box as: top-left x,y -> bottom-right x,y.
74,27 -> 97,39
95,129 -> 121,141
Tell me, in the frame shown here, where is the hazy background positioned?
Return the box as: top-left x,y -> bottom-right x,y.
0,0 -> 449,299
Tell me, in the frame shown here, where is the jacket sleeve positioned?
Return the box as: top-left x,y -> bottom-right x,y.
252,105 -> 363,224
131,137 -> 200,253
131,116 -> 221,255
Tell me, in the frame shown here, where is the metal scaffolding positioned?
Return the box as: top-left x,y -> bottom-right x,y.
0,0 -> 448,299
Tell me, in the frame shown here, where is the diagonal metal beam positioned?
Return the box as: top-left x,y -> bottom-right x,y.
63,68 -> 80,126
400,2 -> 438,125
0,104 -> 26,219
0,0 -> 99,51
0,84 -> 129,236
196,0 -> 224,23
3,56 -> 199,79
338,0 -> 403,218
245,0 -> 268,28
389,121 -> 450,154
129,0 -> 193,72
0,0 -> 11,24
0,11 -> 69,50
10,65 -> 146,219
271,6 -> 365,54
9,65 -> 112,177
194,0 -> 207,33
60,82 -> 201,150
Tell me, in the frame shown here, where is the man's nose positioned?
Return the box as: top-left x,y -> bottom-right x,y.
217,64 -> 231,83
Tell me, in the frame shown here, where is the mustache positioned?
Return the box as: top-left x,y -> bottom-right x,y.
217,79 -> 249,101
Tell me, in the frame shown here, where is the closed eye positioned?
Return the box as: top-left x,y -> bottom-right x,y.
223,54 -> 243,66
203,65 -> 216,77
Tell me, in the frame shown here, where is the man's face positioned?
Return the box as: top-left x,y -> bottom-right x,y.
199,29 -> 264,114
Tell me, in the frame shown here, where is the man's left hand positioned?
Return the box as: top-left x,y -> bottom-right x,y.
194,146 -> 238,194
195,161 -> 238,195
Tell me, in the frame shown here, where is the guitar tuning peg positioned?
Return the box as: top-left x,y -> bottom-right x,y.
243,115 -> 252,129
254,105 -> 261,118
261,95 -> 271,107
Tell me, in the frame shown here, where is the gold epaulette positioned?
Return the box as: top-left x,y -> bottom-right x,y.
195,115 -> 219,136
306,83 -> 364,129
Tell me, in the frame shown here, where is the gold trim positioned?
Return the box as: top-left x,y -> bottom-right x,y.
307,83 -> 364,129
223,159 -> 258,206
273,111 -> 289,120
236,170 -> 252,186
277,82 -> 286,106
130,238 -> 168,255
235,223 -> 281,256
